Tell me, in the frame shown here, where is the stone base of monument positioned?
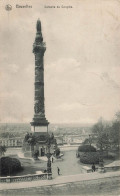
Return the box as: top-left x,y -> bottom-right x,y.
47,173 -> 52,180
31,125 -> 48,134
22,136 -> 48,159
30,118 -> 49,134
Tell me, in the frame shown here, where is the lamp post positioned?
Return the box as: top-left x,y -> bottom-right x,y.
46,136 -> 52,179
98,144 -> 105,173
89,135 -> 92,147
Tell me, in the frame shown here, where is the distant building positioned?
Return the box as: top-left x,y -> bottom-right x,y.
0,137 -> 23,147
63,134 -> 88,145
54,136 -> 63,145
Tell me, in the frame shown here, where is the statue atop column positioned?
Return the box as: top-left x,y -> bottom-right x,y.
36,19 -> 41,32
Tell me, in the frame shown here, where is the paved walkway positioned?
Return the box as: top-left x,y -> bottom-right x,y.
0,171 -> 120,191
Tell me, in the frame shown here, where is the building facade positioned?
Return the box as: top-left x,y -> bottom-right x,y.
0,137 -> 23,147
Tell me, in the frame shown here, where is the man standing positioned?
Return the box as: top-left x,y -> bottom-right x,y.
52,157 -> 54,163
57,167 -> 60,175
92,163 -> 96,172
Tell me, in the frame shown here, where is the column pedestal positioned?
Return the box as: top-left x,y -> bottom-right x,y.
30,118 -> 49,135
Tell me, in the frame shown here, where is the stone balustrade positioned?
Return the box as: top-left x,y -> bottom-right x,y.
82,165 -> 120,173
0,173 -> 52,183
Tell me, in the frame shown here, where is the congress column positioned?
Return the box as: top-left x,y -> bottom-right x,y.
30,19 -> 49,135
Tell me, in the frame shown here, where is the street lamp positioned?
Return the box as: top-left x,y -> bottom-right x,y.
98,145 -> 105,173
89,135 -> 92,147
46,136 -> 52,179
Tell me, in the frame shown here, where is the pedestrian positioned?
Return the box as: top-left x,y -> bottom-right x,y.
57,167 -> 60,175
52,157 -> 54,163
92,163 -> 96,172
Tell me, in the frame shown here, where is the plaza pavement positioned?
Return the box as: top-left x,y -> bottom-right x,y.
0,171 -> 120,191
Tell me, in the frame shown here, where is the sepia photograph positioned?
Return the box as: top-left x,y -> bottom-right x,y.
0,0 -> 120,195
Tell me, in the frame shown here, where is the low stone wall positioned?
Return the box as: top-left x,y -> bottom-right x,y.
1,175 -> 119,195
82,166 -> 98,173
82,165 -> 120,173
0,173 -> 52,183
104,165 -> 120,172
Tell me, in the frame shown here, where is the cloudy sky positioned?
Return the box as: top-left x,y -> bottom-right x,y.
0,0 -> 120,123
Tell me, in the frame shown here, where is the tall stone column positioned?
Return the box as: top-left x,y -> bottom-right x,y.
31,19 -> 49,134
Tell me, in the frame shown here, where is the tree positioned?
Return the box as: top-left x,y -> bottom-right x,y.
82,112 -> 120,161
0,145 -> 7,156
109,112 -> 120,150
83,138 -> 90,145
92,119 -> 111,153
115,111 -> 120,122
83,135 -> 94,146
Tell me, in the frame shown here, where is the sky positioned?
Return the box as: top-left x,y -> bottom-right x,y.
0,0 -> 120,123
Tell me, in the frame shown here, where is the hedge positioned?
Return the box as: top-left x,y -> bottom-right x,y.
0,157 -> 22,176
78,145 -> 96,152
80,152 -> 99,164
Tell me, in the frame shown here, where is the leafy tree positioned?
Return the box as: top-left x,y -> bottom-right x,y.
82,135 -> 94,146
109,112 -> 120,150
115,111 -> 120,122
0,145 -> 7,156
83,138 -> 90,145
92,119 -> 111,153
82,111 -> 120,159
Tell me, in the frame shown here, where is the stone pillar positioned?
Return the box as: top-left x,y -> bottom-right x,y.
30,19 -> 49,134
